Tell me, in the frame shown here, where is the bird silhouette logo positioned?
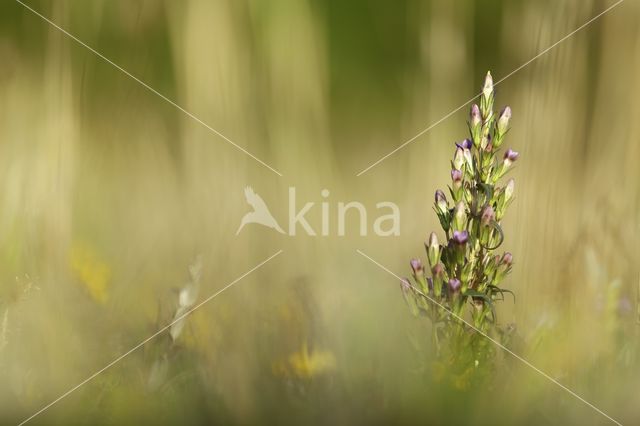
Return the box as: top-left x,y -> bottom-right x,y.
236,186 -> 285,235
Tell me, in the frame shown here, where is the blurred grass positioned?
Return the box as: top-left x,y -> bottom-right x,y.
1,0 -> 639,424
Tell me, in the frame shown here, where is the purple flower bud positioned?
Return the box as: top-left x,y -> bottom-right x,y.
452,230 -> 469,245
504,149 -> 519,163
501,252 -> 513,266
448,278 -> 461,292
470,104 -> 481,127
497,106 -> 511,133
431,263 -> 444,278
435,190 -> 448,215
451,169 -> 463,183
400,277 -> 412,295
410,258 -> 424,275
456,138 -> 473,150
481,205 -> 495,226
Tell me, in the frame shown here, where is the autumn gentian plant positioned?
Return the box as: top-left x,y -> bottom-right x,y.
401,72 -> 518,382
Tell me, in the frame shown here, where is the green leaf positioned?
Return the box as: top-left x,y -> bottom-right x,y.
464,290 -> 497,323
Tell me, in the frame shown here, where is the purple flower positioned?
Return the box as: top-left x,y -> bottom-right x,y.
410,258 -> 424,275
456,138 -> 473,150
504,149 -> 519,162
448,278 -> 461,292
452,230 -> 469,245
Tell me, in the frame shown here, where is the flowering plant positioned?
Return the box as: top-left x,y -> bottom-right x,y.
401,72 -> 518,383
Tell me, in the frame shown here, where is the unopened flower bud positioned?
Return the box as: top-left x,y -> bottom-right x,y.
501,252 -> 513,266
400,277 -> 412,295
400,277 -> 419,315
470,104 -> 481,127
504,178 -> 515,202
448,278 -> 461,293
453,147 -> 465,170
480,205 -> 495,226
431,263 -> 445,297
451,169 -> 463,187
435,190 -> 448,214
463,148 -> 474,174
426,232 -> 440,267
480,72 -> 495,120
432,263 -> 445,278
453,201 -> 467,231
410,258 -> 424,276
482,71 -> 493,99
497,106 -> 511,134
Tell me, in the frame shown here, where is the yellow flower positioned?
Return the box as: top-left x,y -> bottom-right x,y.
69,243 -> 110,304
276,342 -> 336,379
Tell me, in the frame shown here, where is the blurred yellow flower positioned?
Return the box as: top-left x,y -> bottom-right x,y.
273,342 -> 336,379
69,243 -> 111,304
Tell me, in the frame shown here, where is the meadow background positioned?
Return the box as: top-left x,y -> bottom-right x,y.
1,0 -> 639,424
